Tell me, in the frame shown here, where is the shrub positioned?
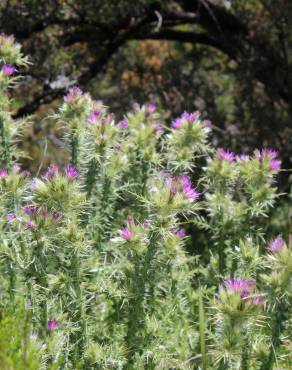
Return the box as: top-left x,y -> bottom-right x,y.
0,33 -> 291,369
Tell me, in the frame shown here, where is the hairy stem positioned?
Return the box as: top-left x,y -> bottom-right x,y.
199,292 -> 207,370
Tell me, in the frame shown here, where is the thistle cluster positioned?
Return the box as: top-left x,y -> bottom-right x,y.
0,33 -> 291,370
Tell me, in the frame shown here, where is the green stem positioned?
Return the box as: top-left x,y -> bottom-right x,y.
260,301 -> 288,370
70,249 -> 87,366
0,115 -> 12,168
85,158 -> 98,197
27,236 -> 48,339
8,256 -> 15,306
70,132 -> 78,167
241,332 -> 250,370
125,232 -> 159,368
199,292 -> 207,370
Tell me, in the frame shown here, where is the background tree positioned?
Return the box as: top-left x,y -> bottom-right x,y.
0,0 -> 292,183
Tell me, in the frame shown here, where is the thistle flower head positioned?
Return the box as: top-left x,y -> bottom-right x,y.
154,123 -> 163,133
43,164 -> 58,181
1,64 -> 16,76
47,319 -> 58,331
142,219 -> 150,228
216,148 -> 235,162
176,228 -> 186,239
118,119 -> 129,129
114,143 -> 121,152
237,154 -> 249,161
181,175 -> 200,201
146,102 -> 156,113
23,206 -> 38,215
12,164 -> 20,173
88,109 -> 101,124
21,170 -> 30,178
0,168 -> 8,178
171,118 -> 182,129
269,159 -> 281,170
65,164 -> 79,179
224,278 -> 256,299
254,148 -> 281,170
25,221 -> 36,229
0,33 -> 15,47
268,236 -> 285,253
119,227 -> 133,241
7,213 -> 15,222
165,175 -> 200,202
52,212 -> 61,221
64,86 -> 83,103
30,178 -> 43,190
165,175 -> 179,195
181,111 -> 200,122
260,148 -> 278,160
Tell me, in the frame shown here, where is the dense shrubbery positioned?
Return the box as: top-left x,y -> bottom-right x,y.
0,34 -> 291,369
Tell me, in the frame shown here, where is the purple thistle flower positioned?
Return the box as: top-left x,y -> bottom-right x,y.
64,86 -> 82,103
93,109 -> 101,117
268,237 -> 285,253
176,228 -> 186,239
88,109 -> 101,124
114,143 -> 121,152
216,148 -> 235,162
269,159 -> 281,170
65,164 -> 79,179
7,213 -> 15,222
52,212 -> 61,221
181,175 -> 200,201
146,102 -> 156,113
118,119 -> 129,129
0,33 -> 14,47
119,227 -> 133,241
88,114 -> 97,124
165,176 -> 179,195
43,164 -> 58,181
25,221 -> 36,229
171,118 -> 182,129
23,206 -> 39,215
1,64 -> 16,76
260,148 -> 278,160
21,170 -> 30,178
254,148 -> 281,170
224,278 -> 256,299
237,154 -> 250,162
12,164 -> 20,173
0,168 -> 8,178
182,111 -> 200,122
154,123 -> 163,133
30,178 -> 40,190
47,319 -> 58,331
142,219 -> 150,228
181,112 -> 190,121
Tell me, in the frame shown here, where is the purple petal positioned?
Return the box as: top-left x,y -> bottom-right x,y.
65,164 -> 79,179
47,319 -> 58,331
1,64 -> 16,76
119,227 -> 132,241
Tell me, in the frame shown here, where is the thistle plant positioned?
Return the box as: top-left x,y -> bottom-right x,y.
0,33 -> 291,370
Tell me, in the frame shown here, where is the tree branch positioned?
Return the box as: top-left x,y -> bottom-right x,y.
134,29 -> 237,58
